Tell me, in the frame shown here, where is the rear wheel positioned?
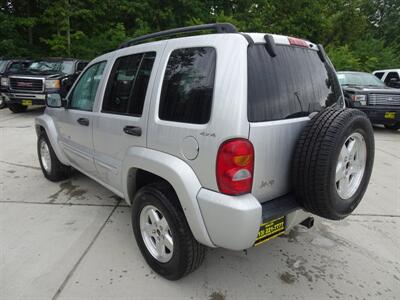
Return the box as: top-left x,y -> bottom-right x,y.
37,132 -> 70,181
292,108 -> 374,220
8,103 -> 28,113
384,122 -> 400,130
131,182 -> 206,280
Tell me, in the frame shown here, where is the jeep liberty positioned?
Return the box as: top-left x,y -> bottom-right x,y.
35,23 -> 374,280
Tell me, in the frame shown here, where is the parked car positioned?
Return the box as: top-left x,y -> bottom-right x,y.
338,71 -> 400,130
36,23 -> 375,280
1,58 -> 88,113
373,69 -> 400,88
0,59 -> 31,109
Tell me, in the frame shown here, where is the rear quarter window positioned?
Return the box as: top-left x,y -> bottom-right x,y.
248,45 -> 342,122
159,47 -> 216,124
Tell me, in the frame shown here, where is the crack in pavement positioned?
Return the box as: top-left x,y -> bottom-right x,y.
375,147 -> 400,160
51,200 -> 121,300
0,200 -> 129,207
0,160 -> 41,170
0,125 -> 32,128
351,213 -> 400,218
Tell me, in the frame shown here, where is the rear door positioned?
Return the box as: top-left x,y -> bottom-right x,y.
92,44 -> 163,191
57,61 -> 107,176
247,41 -> 343,203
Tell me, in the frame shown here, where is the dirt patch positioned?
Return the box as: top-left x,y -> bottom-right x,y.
209,291 -> 225,300
48,180 -> 87,203
280,272 -> 297,284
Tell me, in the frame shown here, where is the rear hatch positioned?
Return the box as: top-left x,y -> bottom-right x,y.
247,35 -> 343,203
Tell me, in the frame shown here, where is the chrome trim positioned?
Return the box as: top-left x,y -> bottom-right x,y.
7,93 -> 46,100
9,76 -> 45,93
368,93 -> 400,106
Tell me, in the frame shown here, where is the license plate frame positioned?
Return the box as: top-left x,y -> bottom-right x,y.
21,100 -> 32,106
254,216 -> 286,246
384,112 -> 396,119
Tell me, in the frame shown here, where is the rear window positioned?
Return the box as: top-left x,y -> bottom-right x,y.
248,45 -> 342,122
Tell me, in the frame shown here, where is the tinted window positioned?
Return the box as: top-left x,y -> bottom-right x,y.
70,61 -> 106,111
159,47 -> 216,124
128,53 -> 156,116
385,72 -> 400,83
102,52 -> 155,116
374,72 -> 384,79
77,62 -> 88,72
248,45 -> 342,122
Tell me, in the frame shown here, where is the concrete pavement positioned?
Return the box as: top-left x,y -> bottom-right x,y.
0,107 -> 399,300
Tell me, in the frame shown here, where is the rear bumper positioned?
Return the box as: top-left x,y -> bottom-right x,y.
197,189 -> 309,250
3,92 -> 46,105
359,106 -> 400,125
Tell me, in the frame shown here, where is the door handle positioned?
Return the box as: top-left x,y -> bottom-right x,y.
123,126 -> 142,136
77,117 -> 89,126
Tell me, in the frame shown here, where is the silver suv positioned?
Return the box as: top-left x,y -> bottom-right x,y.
35,23 -> 375,280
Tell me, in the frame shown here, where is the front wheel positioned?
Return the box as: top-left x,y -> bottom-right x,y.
8,103 -> 28,113
37,132 -> 70,181
384,122 -> 400,130
131,182 -> 206,280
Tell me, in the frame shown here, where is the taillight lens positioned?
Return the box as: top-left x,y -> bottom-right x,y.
216,139 -> 254,195
288,37 -> 308,48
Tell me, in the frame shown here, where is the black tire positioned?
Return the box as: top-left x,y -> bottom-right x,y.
0,96 -> 6,109
292,107 -> 375,220
8,103 -> 28,113
131,182 -> 206,280
37,132 -> 70,181
384,123 -> 400,130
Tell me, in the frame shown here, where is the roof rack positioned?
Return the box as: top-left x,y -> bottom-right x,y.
118,23 -> 238,49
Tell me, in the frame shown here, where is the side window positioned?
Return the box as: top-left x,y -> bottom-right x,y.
102,52 -> 155,116
77,62 -> 88,72
8,62 -> 22,73
159,47 -> 216,124
374,72 -> 384,80
384,72 -> 400,83
69,61 -> 106,111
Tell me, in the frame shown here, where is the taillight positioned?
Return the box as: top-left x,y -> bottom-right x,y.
288,37 -> 308,48
216,139 -> 254,195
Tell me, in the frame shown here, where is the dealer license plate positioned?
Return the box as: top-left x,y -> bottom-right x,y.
21,100 -> 32,106
254,216 -> 285,246
384,112 -> 396,119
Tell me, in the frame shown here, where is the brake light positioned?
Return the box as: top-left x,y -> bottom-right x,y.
288,37 -> 308,48
216,139 -> 254,195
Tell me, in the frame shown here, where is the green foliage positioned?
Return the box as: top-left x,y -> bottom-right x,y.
326,45 -> 361,71
0,0 -> 399,71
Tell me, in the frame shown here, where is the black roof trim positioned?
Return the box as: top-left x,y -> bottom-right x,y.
118,23 -> 238,49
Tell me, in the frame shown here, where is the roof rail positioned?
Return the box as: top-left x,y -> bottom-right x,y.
118,23 -> 238,49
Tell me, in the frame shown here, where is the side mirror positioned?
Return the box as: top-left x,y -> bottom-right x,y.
46,93 -> 67,108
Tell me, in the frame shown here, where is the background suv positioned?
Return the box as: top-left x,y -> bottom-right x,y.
338,71 -> 400,130
0,59 -> 31,109
373,69 -> 400,89
2,58 -> 88,113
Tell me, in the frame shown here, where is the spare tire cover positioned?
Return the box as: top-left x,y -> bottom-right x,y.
292,107 -> 374,220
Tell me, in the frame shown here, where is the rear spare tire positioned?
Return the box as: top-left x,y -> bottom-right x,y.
292,108 -> 374,220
